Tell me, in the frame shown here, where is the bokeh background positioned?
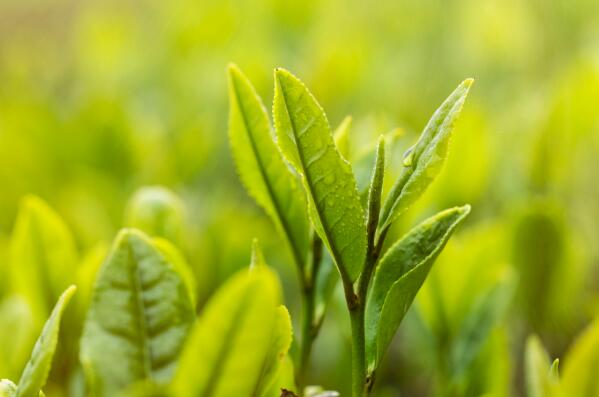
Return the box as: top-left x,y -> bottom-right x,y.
1,0 -> 598,396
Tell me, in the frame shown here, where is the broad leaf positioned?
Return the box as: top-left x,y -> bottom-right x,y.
80,229 -> 195,397
228,64 -> 309,270
365,205 -> 470,369
559,320 -> 599,397
10,196 -> 78,322
379,79 -> 473,231
172,266 -> 289,397
16,285 -> 76,397
273,68 -> 367,282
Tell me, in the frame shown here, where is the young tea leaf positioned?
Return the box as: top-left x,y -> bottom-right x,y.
379,79 -> 473,232
273,68 -> 367,283
333,116 -> 352,161
172,266 -> 290,397
366,137 -> 385,249
365,205 -> 470,369
525,335 -> 557,397
79,229 -> 195,397
228,64 -> 310,271
16,285 -> 76,397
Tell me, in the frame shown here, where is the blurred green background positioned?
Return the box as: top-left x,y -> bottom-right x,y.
1,0 -> 598,396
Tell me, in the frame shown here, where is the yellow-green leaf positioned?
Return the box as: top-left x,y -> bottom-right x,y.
273,68 -> 367,282
16,286 -> 76,397
379,79 -> 473,232
228,64 -> 309,270
365,205 -> 470,369
80,229 -> 195,397
559,320 -> 599,397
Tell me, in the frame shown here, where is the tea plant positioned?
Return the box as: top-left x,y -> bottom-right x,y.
228,65 -> 473,396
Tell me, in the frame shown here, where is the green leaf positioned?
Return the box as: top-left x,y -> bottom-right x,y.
172,266 -> 289,397
450,275 -> 513,377
125,186 -> 186,245
273,68 -> 367,282
333,116 -> 352,161
9,195 -> 78,322
525,335 -> 558,397
366,137 -> 385,248
264,355 -> 295,397
559,320 -> 599,397
379,79 -> 473,232
228,64 -> 310,270
79,229 -> 195,397
365,205 -> 470,369
16,285 -> 76,397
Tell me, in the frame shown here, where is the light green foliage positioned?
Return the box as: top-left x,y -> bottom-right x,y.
450,277 -> 513,377
559,320 -> 599,397
172,266 -> 291,397
0,297 -> 36,380
273,68 -> 367,283
16,286 -> 76,397
333,116 -> 352,161
9,196 -> 78,323
365,205 -> 470,369
125,186 -> 186,245
228,64 -> 310,270
365,137 -> 385,245
80,229 -> 195,396
0,380 -> 17,397
152,237 -> 197,307
379,79 -> 473,232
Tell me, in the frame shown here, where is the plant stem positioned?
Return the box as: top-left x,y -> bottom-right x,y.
350,301 -> 367,397
297,235 -> 323,386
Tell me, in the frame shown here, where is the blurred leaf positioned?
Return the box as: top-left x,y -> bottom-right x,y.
16,285 -> 76,397
559,320 -> 599,397
227,64 -> 310,271
265,355 -> 296,397
125,186 -> 186,245
525,335 -> 558,397
365,205 -> 470,369
0,380 -> 17,397
333,116 -> 352,161
379,79 -> 473,232
172,266 -> 290,397
80,229 -> 195,396
273,68 -> 367,282
450,275 -> 514,378
0,297 -> 36,380
152,238 -> 197,308
9,196 -> 78,322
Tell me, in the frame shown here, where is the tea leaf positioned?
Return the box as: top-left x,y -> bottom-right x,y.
80,229 -> 195,396
16,285 -> 76,397
172,266 -> 290,397
0,297 -> 36,380
379,79 -> 473,232
365,205 -> 470,369
10,196 -> 78,322
152,237 -> 197,308
273,68 -> 367,282
366,137 -> 385,246
265,355 -> 296,397
228,64 -> 310,270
